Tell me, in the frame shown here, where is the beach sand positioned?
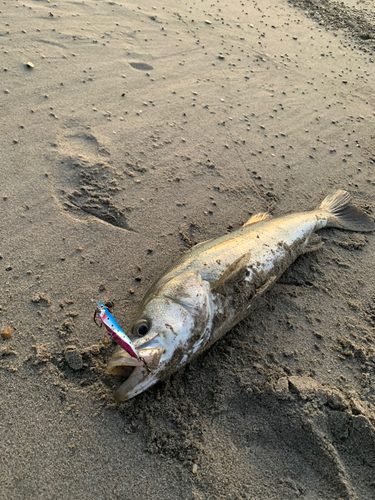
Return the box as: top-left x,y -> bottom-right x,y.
1,0 -> 375,498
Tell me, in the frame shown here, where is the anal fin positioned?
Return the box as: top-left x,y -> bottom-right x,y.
303,233 -> 323,254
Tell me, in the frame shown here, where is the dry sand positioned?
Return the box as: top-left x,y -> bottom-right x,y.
1,0 -> 375,498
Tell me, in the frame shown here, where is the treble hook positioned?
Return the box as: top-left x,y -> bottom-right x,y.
93,308 -> 102,327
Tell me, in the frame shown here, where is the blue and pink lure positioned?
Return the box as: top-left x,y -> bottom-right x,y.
94,302 -> 139,360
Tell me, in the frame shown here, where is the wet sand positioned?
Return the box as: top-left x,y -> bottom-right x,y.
1,0 -> 375,498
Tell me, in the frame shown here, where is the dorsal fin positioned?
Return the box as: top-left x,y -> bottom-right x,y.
243,212 -> 272,227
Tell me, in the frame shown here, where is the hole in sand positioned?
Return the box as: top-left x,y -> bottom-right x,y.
129,61 -> 154,71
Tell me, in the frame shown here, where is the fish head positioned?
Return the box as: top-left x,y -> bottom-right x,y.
106,271 -> 213,401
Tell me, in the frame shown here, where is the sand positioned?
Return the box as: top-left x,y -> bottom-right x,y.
1,0 -> 375,498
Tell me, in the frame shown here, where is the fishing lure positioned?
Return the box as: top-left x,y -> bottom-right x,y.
94,302 -> 140,360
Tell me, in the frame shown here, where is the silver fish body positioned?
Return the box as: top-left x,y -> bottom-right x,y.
107,190 -> 374,401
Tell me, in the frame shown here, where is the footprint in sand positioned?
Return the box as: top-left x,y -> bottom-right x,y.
51,129 -> 135,232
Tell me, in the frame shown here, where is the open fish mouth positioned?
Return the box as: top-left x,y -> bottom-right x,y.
106,344 -> 164,401
112,365 -> 156,401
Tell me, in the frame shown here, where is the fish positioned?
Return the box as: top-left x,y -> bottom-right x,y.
106,190 -> 374,401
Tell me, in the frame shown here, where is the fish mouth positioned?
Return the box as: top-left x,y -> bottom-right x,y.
106,343 -> 164,402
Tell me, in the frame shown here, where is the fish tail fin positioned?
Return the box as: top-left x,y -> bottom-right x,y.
318,190 -> 374,232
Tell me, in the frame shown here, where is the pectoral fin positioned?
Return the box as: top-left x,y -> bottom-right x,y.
212,252 -> 252,295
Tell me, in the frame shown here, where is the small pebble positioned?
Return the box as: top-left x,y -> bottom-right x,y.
26,62 -> 34,69
1,326 -> 12,340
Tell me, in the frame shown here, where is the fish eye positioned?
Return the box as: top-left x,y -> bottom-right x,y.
133,319 -> 149,337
